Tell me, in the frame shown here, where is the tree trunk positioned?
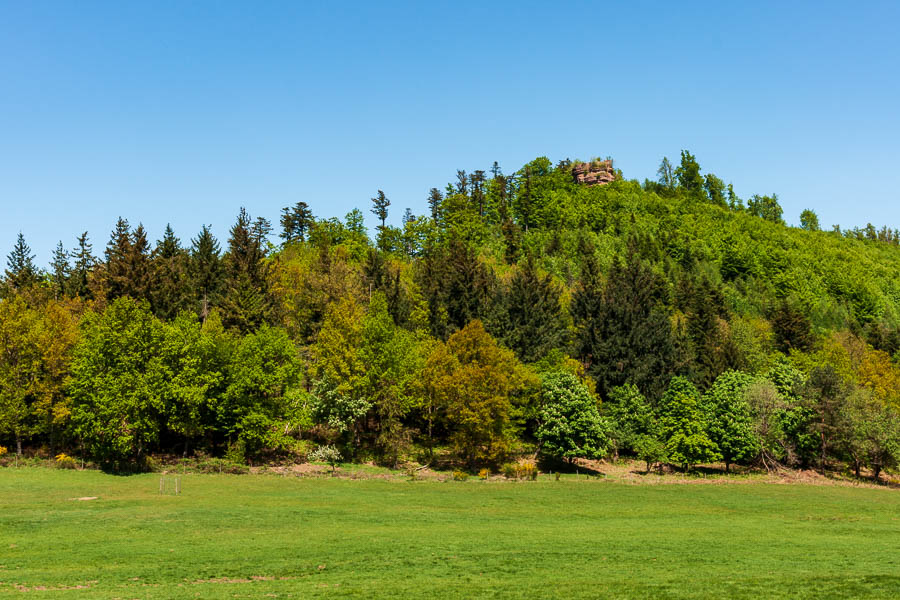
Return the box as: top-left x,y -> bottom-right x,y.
16,436 -> 22,457
725,461 -> 730,474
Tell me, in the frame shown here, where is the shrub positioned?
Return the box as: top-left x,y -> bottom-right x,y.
501,461 -> 538,480
452,470 -> 469,481
55,453 -> 77,469
224,440 -> 246,465
310,444 -> 342,474
0,445 -> 7,458
478,468 -> 490,480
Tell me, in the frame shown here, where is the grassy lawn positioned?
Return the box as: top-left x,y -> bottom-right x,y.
1,468 -> 898,599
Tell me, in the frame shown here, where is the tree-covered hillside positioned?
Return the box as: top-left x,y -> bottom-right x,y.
2,151 -> 899,477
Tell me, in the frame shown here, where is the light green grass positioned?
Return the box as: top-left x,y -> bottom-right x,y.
1,468 -> 898,599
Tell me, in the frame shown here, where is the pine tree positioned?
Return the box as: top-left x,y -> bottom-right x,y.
189,225 -> 222,322
50,241 -> 70,299
371,190 -> 390,229
5,232 -> 39,290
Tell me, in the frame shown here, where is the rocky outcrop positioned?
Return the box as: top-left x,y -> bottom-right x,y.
572,159 -> 615,186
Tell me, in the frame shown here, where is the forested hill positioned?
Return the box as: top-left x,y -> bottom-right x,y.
3,151 -> 900,477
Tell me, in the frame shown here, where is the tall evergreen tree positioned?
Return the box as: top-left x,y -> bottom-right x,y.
371,190 -> 390,229
573,245 -> 678,401
70,232 -> 94,299
279,201 -> 314,243
5,232 -> 39,290
125,224 -> 153,303
427,188 -> 443,220
189,225 -> 222,322
493,257 -> 566,363
103,217 -> 132,300
152,224 -> 191,320
50,241 -> 70,299
221,208 -> 272,332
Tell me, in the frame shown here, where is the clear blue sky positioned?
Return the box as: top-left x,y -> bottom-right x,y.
2,1 -> 899,264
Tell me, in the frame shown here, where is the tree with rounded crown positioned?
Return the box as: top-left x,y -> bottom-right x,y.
658,376 -> 721,471
536,372 -> 609,463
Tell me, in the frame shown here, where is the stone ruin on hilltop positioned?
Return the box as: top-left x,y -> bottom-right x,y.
572,159 -> 615,186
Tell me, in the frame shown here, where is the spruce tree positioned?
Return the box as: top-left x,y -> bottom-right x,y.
152,224 -> 190,320
189,225 -> 222,322
104,217 -> 132,300
50,241 -> 70,299
494,257 -> 566,363
5,232 -> 39,290
70,232 -> 94,299
427,188 -> 443,220
221,208 -> 272,332
573,245 -> 678,401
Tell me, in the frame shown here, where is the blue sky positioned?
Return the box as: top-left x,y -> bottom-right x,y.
2,1 -> 899,264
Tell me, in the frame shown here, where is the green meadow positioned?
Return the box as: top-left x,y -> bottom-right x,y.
1,468 -> 898,599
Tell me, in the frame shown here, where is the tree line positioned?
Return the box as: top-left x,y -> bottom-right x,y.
2,151 -> 899,477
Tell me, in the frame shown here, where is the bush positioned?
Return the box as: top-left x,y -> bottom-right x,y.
55,453 -> 77,469
478,468 -> 490,480
452,470 -> 469,481
309,444 -> 342,474
501,461 -> 538,480
224,440 -> 246,465
0,445 -> 7,458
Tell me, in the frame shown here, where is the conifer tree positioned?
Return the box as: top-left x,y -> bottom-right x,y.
189,225 -> 222,322
574,246 -> 678,401
152,224 -> 191,320
50,241 -> 70,299
279,201 -> 314,243
5,232 -> 39,290
371,190 -> 390,229
427,188 -> 442,220
103,217 -> 132,300
494,257 -> 566,363
221,208 -> 272,332
69,232 -> 94,299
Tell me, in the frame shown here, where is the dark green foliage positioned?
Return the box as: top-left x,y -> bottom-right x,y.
536,372 -> 609,461
220,208 -> 273,332
427,188 -> 442,220
492,257 -> 566,363
49,241 -> 70,299
279,201 -> 314,243
419,239 -> 494,338
5,232 -> 39,291
69,232 -> 94,299
190,225 -> 223,321
152,225 -> 191,320
772,300 -> 814,353
574,247 -> 678,400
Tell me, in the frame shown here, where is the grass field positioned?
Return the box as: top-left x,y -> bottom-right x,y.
1,468 -> 899,599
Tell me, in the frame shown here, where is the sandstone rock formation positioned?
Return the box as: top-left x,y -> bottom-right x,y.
572,159 -> 615,186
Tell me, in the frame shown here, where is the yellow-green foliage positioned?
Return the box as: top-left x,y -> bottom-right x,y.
54,453 -> 77,469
